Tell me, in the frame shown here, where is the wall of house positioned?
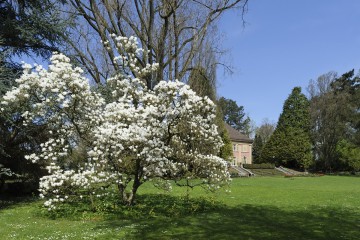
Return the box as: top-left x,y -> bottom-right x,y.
232,142 -> 252,166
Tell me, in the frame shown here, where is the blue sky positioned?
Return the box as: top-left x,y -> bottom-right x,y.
217,0 -> 360,126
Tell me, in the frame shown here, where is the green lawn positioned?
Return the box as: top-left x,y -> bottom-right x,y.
1,176 -> 360,239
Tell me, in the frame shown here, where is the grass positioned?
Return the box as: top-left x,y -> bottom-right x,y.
246,168 -> 284,176
1,176 -> 360,239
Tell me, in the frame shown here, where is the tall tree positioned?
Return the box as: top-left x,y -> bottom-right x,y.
307,72 -> 345,171
1,40 -> 230,207
64,0 -> 249,86
0,0 -> 71,60
188,66 -> 216,101
0,0 -> 71,192
188,66 -> 233,161
218,96 -> 251,136
336,140 -> 360,171
252,134 -> 263,163
331,70 -> 360,171
308,70 -> 360,171
256,118 -> 276,143
1,0 -> 72,94
331,70 -> 360,144
0,52 -> 21,96
252,119 -> 276,163
261,87 -> 313,170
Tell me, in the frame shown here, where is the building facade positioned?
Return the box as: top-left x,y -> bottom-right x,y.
225,123 -> 253,166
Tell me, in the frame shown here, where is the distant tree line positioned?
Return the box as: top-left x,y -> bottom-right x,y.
253,71 -> 360,172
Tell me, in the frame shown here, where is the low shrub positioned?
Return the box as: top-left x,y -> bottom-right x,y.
328,172 -> 360,177
228,168 -> 241,177
243,163 -> 275,169
284,173 -> 324,178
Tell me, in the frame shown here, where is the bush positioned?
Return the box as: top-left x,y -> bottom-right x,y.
228,168 -> 241,178
243,163 -> 275,169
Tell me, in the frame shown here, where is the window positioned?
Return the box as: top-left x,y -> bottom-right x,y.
233,144 -> 237,151
242,145 -> 247,152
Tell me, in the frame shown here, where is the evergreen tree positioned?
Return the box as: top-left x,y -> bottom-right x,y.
0,52 -> 20,95
0,0 -> 71,193
1,0 -> 70,58
331,70 -> 360,171
252,134 -> 263,163
252,119 -> 276,163
218,124 -> 233,161
261,87 -> 313,170
218,97 -> 251,136
1,0 -> 71,91
336,140 -> 360,171
331,70 -> 360,144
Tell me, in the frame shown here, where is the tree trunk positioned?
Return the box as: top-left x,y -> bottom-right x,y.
126,180 -> 141,206
117,179 -> 141,206
117,160 -> 142,206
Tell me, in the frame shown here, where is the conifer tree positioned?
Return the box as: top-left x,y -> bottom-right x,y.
331,70 -> 360,171
0,0 -> 71,193
261,87 -> 313,170
218,97 -> 251,136
252,134 -> 263,163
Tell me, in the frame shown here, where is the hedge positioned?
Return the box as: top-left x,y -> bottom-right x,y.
243,163 -> 275,169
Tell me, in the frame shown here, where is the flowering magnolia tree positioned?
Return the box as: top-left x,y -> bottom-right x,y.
0,36 -> 230,209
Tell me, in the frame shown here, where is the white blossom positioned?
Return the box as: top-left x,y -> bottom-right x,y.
0,36 -> 230,210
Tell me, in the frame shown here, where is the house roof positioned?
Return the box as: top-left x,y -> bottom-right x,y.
225,123 -> 253,143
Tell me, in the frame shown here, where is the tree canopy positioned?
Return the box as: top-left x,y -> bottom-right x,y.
0,0 -> 72,190
252,134 -> 263,163
308,70 -> 360,171
63,0 -> 249,85
0,0 -> 248,196
218,97 -> 251,136
261,87 -> 313,170
0,0 -> 70,61
1,37 -> 230,207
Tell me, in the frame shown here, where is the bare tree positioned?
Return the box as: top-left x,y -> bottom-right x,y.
64,0 -> 248,87
256,118 -> 276,144
307,71 -> 337,98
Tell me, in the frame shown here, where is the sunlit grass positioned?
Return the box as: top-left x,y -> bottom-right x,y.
1,176 -> 359,239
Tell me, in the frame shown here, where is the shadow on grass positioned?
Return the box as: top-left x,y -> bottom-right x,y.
0,194 -> 37,210
94,194 -> 360,240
